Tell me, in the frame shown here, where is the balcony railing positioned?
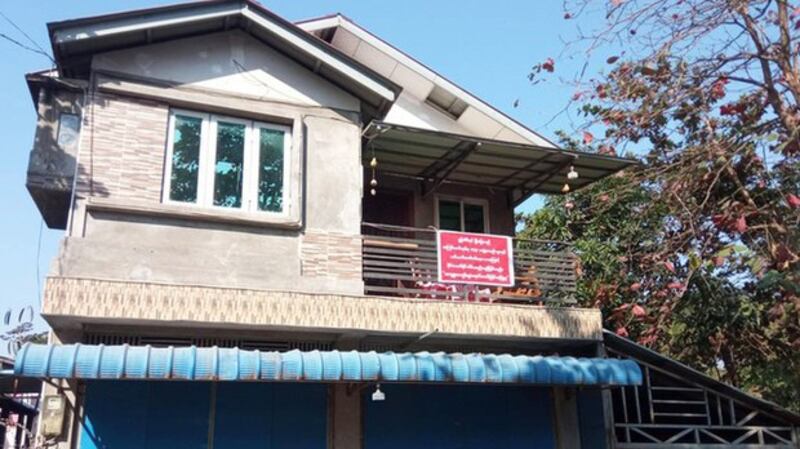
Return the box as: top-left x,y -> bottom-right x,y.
361,222 -> 578,305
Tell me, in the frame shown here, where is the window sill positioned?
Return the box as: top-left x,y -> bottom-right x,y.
86,197 -> 302,230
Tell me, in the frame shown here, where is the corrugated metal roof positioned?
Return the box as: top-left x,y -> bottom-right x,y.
364,122 -> 639,203
14,343 -> 642,386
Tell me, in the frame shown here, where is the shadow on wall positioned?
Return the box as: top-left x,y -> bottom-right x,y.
28,105 -> 109,229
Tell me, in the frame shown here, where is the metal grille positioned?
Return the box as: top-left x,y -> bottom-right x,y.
84,333 -> 332,352
609,349 -> 798,448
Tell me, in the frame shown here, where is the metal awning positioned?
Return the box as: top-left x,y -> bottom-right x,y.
12,343 -> 642,386
363,122 -> 639,205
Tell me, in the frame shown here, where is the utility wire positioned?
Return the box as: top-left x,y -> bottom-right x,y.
0,10 -> 54,64
0,31 -> 53,63
35,219 -> 43,307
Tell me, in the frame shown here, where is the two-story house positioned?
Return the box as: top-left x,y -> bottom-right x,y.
8,1 -> 800,449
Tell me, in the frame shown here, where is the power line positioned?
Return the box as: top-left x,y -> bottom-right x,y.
0,31 -> 53,63
35,218 -> 43,307
0,10 -> 54,64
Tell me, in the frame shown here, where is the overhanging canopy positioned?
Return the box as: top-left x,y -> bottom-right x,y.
364,122 -> 639,205
13,343 -> 641,386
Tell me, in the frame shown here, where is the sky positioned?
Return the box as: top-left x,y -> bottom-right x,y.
0,0 -> 607,341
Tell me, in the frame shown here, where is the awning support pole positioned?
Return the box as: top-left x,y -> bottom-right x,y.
420,142 -> 480,198
513,156 -> 577,207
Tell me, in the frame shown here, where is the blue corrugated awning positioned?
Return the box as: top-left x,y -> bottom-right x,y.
13,343 -> 641,386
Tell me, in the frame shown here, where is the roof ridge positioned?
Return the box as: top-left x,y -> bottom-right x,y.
298,13 -> 561,149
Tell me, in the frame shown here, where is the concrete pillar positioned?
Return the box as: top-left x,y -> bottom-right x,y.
328,384 -> 362,449
39,330 -> 83,449
553,387 -> 582,449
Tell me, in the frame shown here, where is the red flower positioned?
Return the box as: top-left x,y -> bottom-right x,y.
710,77 -> 728,100
735,215 -> 747,233
787,193 -> 800,208
542,58 -> 555,73
719,103 -> 745,115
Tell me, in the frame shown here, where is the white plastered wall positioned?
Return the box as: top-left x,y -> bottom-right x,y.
92,30 -> 361,112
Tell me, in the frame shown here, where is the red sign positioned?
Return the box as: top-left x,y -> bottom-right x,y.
437,230 -> 515,287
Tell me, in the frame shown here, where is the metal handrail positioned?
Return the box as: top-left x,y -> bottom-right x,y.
361,221 -> 573,247
360,222 -> 578,304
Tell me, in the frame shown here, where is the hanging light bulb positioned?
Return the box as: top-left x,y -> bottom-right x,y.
562,183 -> 571,193
567,165 -> 579,180
372,384 -> 386,401
369,152 -> 379,196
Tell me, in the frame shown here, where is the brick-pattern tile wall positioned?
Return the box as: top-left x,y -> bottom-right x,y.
76,92 -> 168,202
301,229 -> 362,280
43,277 -> 603,340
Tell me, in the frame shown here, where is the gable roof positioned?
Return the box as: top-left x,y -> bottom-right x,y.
46,0 -> 401,119
297,14 -> 559,148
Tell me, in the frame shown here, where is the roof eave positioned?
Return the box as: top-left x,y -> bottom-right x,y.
24,70 -> 86,109
297,14 -> 561,149
46,0 -> 401,118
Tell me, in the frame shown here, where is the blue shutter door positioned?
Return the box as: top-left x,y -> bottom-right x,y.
363,384 -> 556,449
145,382 -> 210,449
577,389 -> 608,449
80,381 -> 149,449
80,381 -> 210,449
212,383 -> 327,449
81,381 -> 327,449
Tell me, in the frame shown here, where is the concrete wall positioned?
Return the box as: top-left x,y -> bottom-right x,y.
93,30 -> 360,112
40,30 -> 515,302
26,87 -> 83,228
383,91 -> 472,135
51,31 -> 366,296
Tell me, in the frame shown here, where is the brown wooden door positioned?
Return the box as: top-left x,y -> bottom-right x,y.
362,190 -> 414,227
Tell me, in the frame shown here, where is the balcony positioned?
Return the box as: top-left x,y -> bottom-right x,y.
361,222 -> 579,305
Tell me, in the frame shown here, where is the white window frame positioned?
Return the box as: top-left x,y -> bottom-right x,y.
248,120 -> 293,215
434,195 -> 491,233
162,109 -> 292,217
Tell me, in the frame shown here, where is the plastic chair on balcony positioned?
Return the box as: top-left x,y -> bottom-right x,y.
492,264 -> 543,304
400,257 -> 458,301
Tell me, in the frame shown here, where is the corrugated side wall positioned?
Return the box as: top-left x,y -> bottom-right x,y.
80,381 -> 327,449
362,384 -> 556,449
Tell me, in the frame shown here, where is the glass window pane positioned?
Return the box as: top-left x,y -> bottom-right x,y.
57,113 -> 80,150
258,128 -> 285,212
464,204 -> 485,233
438,200 -> 461,231
213,121 -> 246,208
169,115 -> 202,203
